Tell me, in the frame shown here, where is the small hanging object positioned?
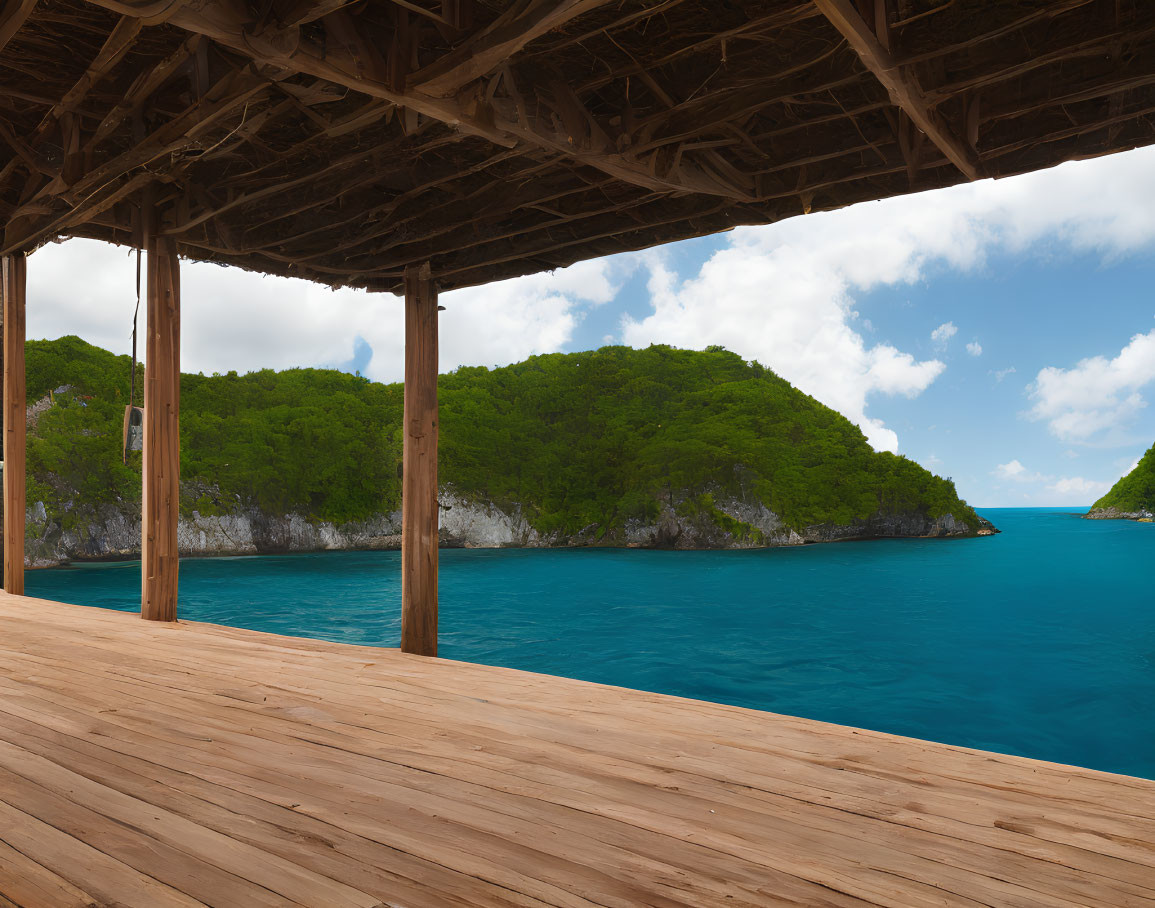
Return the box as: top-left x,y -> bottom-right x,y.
123,243 -> 144,465
123,405 -> 144,461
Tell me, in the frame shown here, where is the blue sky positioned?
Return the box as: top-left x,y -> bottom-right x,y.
26,148 -> 1155,508
854,250 -> 1155,507
555,235 -> 1155,508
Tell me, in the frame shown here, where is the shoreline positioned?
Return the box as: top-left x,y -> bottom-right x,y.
28,524 -> 1000,570
1083,507 -> 1154,522
25,491 -> 996,569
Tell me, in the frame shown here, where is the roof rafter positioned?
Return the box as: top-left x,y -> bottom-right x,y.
408,0 -> 611,98
41,16 -> 140,127
812,0 -> 981,180
6,0 -> 1154,291
0,0 -> 36,54
1,67 -> 269,254
82,0 -> 753,201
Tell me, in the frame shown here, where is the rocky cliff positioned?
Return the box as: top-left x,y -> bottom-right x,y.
1083,506 -> 1154,521
24,339 -> 993,568
25,486 -> 996,568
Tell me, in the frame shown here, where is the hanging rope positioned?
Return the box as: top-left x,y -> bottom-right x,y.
130,245 -> 141,407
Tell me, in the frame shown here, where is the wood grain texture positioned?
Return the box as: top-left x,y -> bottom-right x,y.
401,263 -> 438,657
141,224 -> 180,621
2,253 -> 24,595
0,592 -> 1152,907
0,0 -> 37,56
6,1 -> 1155,290
410,0 -> 612,97
812,0 -> 981,180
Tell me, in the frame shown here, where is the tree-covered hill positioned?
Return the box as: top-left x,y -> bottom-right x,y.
25,336 -> 982,546
1090,443 -> 1155,516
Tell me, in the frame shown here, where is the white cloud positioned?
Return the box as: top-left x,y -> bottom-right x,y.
931,322 -> 958,347
1046,476 -> 1111,499
991,366 -> 1017,382
27,239 -> 616,384
23,145 -> 1155,463
625,147 -> 1155,454
994,460 -> 1046,482
994,459 -> 1027,480
994,462 -> 1110,500
1027,328 -> 1155,444
429,260 -> 614,383
622,250 -> 943,453
27,240 -> 140,357
966,341 -> 983,357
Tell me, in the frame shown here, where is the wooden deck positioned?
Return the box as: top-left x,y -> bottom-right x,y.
0,594 -> 1152,907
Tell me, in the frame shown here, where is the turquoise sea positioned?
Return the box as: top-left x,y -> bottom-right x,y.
26,508 -> 1155,779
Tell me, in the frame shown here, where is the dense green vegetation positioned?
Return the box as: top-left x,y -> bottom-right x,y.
25,336 -> 979,536
1092,443 -> 1155,514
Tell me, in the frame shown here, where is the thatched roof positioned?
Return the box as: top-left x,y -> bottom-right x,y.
1,0 -> 1153,292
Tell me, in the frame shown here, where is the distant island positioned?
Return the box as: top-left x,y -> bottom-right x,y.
22,337 -> 994,566
1085,442 -> 1155,521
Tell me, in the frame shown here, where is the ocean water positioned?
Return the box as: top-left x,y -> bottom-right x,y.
26,508 -> 1155,779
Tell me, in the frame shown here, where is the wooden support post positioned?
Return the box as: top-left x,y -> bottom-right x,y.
2,253 -> 25,595
401,263 -> 438,656
141,213 -> 181,621
812,0 -> 980,181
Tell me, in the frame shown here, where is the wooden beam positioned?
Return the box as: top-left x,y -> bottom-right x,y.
6,12 -> 141,197
812,0 -> 980,180
576,3 -> 822,95
290,167 -> 610,266
89,36 -> 200,150
42,16 -> 141,129
80,0 -> 751,201
401,263 -> 438,657
0,0 -> 36,55
1,69 -> 267,256
275,0 -> 356,28
141,205 -> 180,622
409,0 -> 610,98
2,252 -> 24,595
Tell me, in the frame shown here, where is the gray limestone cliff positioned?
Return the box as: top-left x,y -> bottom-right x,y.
1083,507 -> 1153,521
25,485 -> 996,568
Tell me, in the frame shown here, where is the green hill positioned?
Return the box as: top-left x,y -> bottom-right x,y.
24,335 -> 981,543
1091,444 -> 1155,516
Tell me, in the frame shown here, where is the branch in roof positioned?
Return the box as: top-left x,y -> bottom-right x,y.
897,0 -> 1096,67
162,144 -> 377,236
18,13 -> 143,178
0,120 -> 48,176
295,170 -> 622,267
345,186 -> 661,272
576,3 -> 822,96
90,36 -> 201,148
1,68 -> 268,254
247,147 -> 530,256
926,17 -> 1155,104
44,16 -> 141,126
433,194 -> 734,283
812,0 -> 980,180
80,0 -> 752,201
408,0 -> 611,98
274,0 -> 357,28
0,0 -> 37,55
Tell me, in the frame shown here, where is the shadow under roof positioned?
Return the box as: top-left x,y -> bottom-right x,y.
1,0 -> 1153,292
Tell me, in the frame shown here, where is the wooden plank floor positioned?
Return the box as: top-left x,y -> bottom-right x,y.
0,593 -> 1153,907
